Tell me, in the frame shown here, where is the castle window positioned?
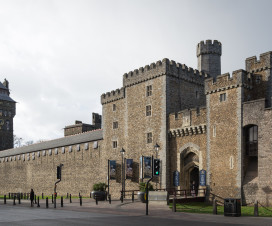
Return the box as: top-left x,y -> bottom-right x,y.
213,125 -> 216,137
146,85 -> 152,97
147,132 -> 152,143
245,125 -> 258,156
113,121 -> 118,129
230,156 -> 234,169
146,105 -> 152,116
256,76 -> 261,84
6,120 -> 10,131
175,112 -> 178,119
112,141 -> 117,148
113,104 -> 116,111
196,91 -> 199,99
93,141 -> 98,149
220,93 -> 226,102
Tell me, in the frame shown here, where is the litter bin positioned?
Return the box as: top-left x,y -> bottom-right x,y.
224,198 -> 241,217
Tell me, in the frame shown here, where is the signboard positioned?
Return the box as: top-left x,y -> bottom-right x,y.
109,160 -> 116,180
173,171 -> 180,186
199,169 -> 206,186
144,156 -> 152,178
126,159 -> 133,179
140,156 -> 143,179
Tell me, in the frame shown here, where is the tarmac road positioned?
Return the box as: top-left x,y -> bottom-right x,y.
0,198 -> 272,225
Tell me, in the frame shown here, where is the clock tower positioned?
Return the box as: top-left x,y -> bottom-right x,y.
0,79 -> 16,151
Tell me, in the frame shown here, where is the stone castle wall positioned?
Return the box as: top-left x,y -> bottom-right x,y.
0,139 -> 104,197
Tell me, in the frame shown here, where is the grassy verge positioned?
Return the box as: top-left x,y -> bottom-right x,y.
169,202 -> 272,217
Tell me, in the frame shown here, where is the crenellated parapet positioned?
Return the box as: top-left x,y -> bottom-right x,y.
123,58 -> 209,87
197,40 -> 222,57
101,87 -> 125,105
205,70 -> 253,94
168,107 -> 206,137
246,51 -> 272,72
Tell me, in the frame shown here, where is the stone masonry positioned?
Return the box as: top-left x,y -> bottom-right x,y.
0,40 -> 272,206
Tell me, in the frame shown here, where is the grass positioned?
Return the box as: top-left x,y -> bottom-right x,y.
169,202 -> 272,217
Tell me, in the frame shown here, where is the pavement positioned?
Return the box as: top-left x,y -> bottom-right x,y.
0,197 -> 272,225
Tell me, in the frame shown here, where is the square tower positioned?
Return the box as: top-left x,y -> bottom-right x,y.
0,79 -> 16,151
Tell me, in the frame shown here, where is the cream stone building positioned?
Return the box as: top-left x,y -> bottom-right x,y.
0,40 -> 272,206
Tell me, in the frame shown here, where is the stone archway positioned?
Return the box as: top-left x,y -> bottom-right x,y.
178,143 -> 202,190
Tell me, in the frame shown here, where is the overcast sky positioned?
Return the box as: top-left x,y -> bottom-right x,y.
1,0 -> 272,143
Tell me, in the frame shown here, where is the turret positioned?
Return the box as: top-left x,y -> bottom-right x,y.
197,40 -> 222,79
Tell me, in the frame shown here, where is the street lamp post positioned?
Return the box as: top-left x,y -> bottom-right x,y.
154,143 -> 160,190
154,143 -> 160,159
120,148 -> 125,203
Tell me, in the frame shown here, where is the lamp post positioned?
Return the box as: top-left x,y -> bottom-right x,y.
120,148 -> 125,202
154,143 -> 160,159
154,143 -> 160,190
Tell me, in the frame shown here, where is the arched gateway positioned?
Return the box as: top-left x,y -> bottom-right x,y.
178,143 -> 203,190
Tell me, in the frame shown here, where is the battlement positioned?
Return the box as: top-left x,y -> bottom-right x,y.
246,51 -> 272,72
101,87 -> 125,105
169,107 -> 207,137
205,70 -> 253,94
197,40 -> 222,57
123,58 -> 209,87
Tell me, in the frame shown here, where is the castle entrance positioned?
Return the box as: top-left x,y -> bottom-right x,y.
190,166 -> 199,185
179,147 -> 200,191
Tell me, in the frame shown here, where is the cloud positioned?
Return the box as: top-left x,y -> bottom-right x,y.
0,0 -> 271,142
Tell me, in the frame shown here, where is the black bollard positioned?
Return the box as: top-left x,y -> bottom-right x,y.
13,196 -> 16,205
213,199 -> 217,215
4,195 -> 6,204
254,200 -> 259,217
42,193 -> 44,199
132,191 -> 134,202
46,197 -> 48,208
9,193 -> 10,199
90,192 -> 92,198
80,196 -> 82,206
70,194 -> 72,203
109,194 -> 111,204
35,195 -> 37,204
61,196 -> 63,207
167,192 -> 169,205
95,196 -> 98,205
67,193 -> 68,199
79,192 -> 80,198
52,194 -> 53,204
18,196 -> 21,204
121,191 -> 123,203
37,197 -> 40,207
172,196 -> 176,212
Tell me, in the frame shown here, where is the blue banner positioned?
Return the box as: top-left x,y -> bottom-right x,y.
173,171 -> 180,186
199,169 -> 206,186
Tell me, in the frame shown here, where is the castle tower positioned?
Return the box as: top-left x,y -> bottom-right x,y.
0,79 -> 16,151
197,40 -> 222,79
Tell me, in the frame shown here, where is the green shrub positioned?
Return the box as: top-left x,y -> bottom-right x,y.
139,182 -> 154,192
93,182 -> 107,191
